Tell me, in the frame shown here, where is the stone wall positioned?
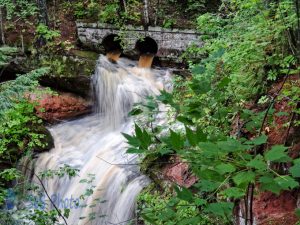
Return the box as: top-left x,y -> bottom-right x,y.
76,22 -> 202,62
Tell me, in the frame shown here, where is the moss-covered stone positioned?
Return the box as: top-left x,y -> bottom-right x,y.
7,49 -> 99,98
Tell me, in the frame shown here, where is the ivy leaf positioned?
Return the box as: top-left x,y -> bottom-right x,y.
215,163 -> 236,175
274,176 -> 299,190
264,145 -> 291,162
233,171 -> 255,186
246,155 -> 267,171
221,187 -> 245,199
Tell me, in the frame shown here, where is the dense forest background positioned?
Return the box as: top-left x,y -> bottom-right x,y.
0,0 -> 300,225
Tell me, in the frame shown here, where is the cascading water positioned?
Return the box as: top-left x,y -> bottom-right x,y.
33,55 -> 172,225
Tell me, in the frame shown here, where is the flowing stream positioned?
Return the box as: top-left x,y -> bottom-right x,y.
33,55 -> 171,225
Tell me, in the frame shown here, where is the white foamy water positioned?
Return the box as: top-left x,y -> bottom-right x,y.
33,56 -> 172,225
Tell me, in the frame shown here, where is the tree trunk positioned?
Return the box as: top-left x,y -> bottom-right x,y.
36,0 -> 49,26
143,0 -> 150,27
0,7 -> 5,45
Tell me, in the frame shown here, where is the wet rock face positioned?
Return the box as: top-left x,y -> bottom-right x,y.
31,92 -> 92,123
253,191 -> 299,225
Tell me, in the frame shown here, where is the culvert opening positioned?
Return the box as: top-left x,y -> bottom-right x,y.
102,34 -> 122,62
135,37 -> 158,68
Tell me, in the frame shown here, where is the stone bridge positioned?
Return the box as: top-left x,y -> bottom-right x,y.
76,22 -> 201,62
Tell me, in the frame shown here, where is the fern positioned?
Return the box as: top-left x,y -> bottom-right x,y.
0,67 -> 49,118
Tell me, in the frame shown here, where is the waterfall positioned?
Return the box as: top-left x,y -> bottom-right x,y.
33,55 -> 172,224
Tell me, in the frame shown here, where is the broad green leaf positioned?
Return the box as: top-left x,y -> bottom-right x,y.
217,138 -> 247,152
189,78 -> 211,95
174,186 -> 193,202
221,187 -> 245,199
233,171 -> 255,186
185,126 -> 197,146
259,175 -> 282,195
194,198 -> 207,206
290,163 -> 300,178
177,116 -> 194,125
264,145 -> 291,162
274,176 -> 299,190
246,155 -> 267,171
205,202 -> 234,218
178,217 -> 202,225
169,129 -> 184,150
218,77 -> 231,88
215,163 -> 236,175
195,180 -> 221,192
198,142 -> 220,156
128,108 -> 143,116
246,134 -> 268,145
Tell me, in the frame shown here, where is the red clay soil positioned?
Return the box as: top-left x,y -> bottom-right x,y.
162,156 -> 197,188
253,190 -> 299,225
29,91 -> 91,123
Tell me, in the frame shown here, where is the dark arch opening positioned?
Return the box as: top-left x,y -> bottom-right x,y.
135,37 -> 158,55
102,34 -> 122,53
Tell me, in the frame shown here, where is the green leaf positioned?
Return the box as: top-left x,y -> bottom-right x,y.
185,126 -> 197,146
274,176 -> 299,190
218,77 -> 231,88
174,186 -> 193,202
194,198 -> 207,206
247,155 -> 267,171
217,138 -> 247,152
198,142 -> 221,156
233,171 -> 255,186
264,145 -> 291,162
221,187 -> 245,199
259,175 -> 282,195
195,180 -> 221,192
290,163 -> 300,178
128,108 -> 143,116
205,202 -> 234,218
189,78 -> 211,95
126,148 -> 145,154
178,217 -> 203,225
248,134 -> 268,145
295,208 -> 300,218
177,116 -> 194,125
215,163 -> 236,175
169,129 -> 183,150
122,133 -> 140,147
